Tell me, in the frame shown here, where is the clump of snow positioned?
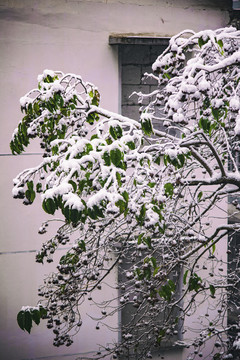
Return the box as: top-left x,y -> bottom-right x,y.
87,189 -> 108,208
62,193 -> 85,211
42,182 -> 73,200
145,206 -> 159,226
20,96 -> 33,107
181,83 -> 197,94
156,193 -> 166,203
234,113 -> 240,136
137,243 -> 148,250
230,96 -> 240,111
173,112 -> 184,123
198,78 -> 210,92
167,97 -> 181,112
140,112 -> 153,121
21,304 -> 45,312
170,43 -> 178,52
233,335 -> 240,350
212,98 -> 224,109
166,84 -> 177,95
152,53 -> 172,72
165,146 -> 188,160
126,271 -> 134,279
51,80 -> 64,93
41,80 -> 64,101
38,69 -> 55,83
165,148 -> 178,160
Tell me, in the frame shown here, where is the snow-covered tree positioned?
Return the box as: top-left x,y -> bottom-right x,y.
11,27 -> 240,360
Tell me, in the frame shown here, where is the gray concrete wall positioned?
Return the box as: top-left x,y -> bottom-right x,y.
121,44 -> 167,120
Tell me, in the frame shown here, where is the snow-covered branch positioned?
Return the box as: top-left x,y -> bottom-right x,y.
11,27 -> 240,360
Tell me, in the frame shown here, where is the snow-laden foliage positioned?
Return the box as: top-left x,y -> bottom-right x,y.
11,28 -> 240,360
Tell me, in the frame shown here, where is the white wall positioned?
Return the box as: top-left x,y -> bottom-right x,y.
0,1 -> 230,359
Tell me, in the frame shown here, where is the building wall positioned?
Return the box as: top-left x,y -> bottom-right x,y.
0,1 -> 231,359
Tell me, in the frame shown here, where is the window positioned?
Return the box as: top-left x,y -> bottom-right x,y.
109,35 -> 169,122
118,254 -> 183,355
109,37 -> 184,358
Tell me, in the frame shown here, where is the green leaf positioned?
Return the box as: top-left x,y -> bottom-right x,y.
78,240 -> 86,252
217,39 -> 223,49
86,112 -> 99,124
143,236 -> 152,249
93,205 -> 104,218
85,143 -> 93,154
209,284 -> 215,297
88,207 -> 98,220
39,306 -> 47,318
198,37 -> 204,48
31,309 -> 40,325
68,180 -> 77,192
150,256 -> 157,269
24,311 -> 33,333
33,102 -> 40,115
177,154 -> 185,168
159,284 -> 172,302
122,191 -> 129,202
25,189 -> 36,203
183,270 -> 188,285
69,208 -> 81,224
188,273 -> 202,292
168,279 -> 176,292
42,198 -> 56,215
136,204 -> 146,225
154,155 -> 161,165
148,182 -> 156,188
212,243 -> 216,254
89,89 -> 100,106
199,117 -> 210,133
60,252 -> 78,265
27,103 -> 33,115
115,199 -> 126,214
126,141 -> 135,150
17,311 -> 25,331
137,233 -> 144,245
163,72 -> 171,80
62,205 -> 70,221
164,182 -> 174,198
197,191 -> 203,202
109,125 -> 122,140
144,266 -> 152,280
102,151 -> 111,166
25,182 -> 36,202
110,148 -> 122,167
27,181 -> 34,191
198,36 -> 209,48
141,117 -> 153,136
116,172 -> 122,187
90,134 -> 99,141
212,108 -> 220,121
36,183 -> 42,193
51,145 -> 59,155
17,310 -> 32,334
